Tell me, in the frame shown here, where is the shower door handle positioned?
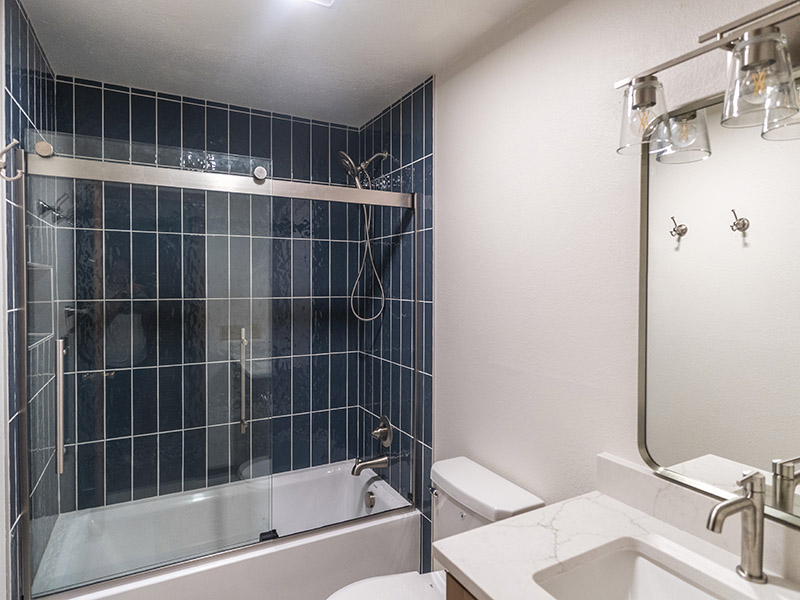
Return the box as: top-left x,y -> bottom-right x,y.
240,328 -> 248,434
56,338 -> 66,475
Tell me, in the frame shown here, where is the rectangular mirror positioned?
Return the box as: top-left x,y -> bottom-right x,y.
641,95 -> 800,527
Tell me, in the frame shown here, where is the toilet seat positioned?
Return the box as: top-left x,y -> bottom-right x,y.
327,570 -> 446,600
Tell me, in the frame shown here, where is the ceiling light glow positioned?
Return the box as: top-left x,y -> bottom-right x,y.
304,0 -> 336,7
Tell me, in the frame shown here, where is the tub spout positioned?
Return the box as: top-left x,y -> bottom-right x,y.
351,456 -> 389,476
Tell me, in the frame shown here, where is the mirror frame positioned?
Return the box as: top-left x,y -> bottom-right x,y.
637,91 -> 800,530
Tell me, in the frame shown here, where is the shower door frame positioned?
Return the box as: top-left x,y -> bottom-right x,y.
16,151 -> 421,599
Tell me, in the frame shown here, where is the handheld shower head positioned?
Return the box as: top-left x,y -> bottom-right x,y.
337,151 -> 362,189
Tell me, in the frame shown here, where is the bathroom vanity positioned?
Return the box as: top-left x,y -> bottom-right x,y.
434,455 -> 800,600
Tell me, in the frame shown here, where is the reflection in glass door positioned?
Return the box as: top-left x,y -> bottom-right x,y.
25,173 -> 274,596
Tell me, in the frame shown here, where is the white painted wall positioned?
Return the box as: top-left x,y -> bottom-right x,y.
647,102 -> 800,471
433,0 -> 775,504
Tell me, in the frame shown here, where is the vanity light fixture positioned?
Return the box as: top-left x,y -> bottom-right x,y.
653,110 -> 712,163
615,0 -> 800,159
616,76 -> 670,155
721,27 -> 798,128
762,82 -> 800,139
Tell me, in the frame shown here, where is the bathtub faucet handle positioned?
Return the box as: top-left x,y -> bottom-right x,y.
371,415 -> 393,448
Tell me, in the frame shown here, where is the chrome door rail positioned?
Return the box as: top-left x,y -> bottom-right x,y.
26,154 -> 414,209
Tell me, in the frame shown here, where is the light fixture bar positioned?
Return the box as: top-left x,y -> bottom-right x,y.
698,0 -> 800,43
614,1 -> 800,89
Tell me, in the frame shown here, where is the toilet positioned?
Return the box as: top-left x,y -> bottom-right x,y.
327,456 -> 545,599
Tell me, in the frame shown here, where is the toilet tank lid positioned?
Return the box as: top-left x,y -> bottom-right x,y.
430,457 -> 544,521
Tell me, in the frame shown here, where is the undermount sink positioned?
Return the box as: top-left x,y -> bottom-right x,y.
533,537 -> 744,600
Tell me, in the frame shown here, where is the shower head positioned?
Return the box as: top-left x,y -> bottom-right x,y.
337,151 -> 362,189
361,151 -> 389,170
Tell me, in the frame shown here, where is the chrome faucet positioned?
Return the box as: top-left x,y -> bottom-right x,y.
772,456 -> 800,513
351,456 -> 389,476
706,471 -> 767,584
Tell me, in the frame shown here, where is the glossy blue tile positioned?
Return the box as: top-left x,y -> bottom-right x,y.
132,300 -> 157,367
312,297 -> 329,355
183,363 -> 206,429
183,300 -> 206,363
206,300 -> 229,361
133,434 -> 157,500
77,442 -> 104,509
105,301 -> 132,368
293,240 -> 310,297
272,299 -> 292,356
75,230 -> 102,300
229,423 -> 249,481
272,117 -> 291,179
311,411 -> 329,466
272,416 -> 291,474
252,238 -> 270,297
269,238 -> 290,298
207,425 -> 229,486
330,297 -> 347,353
251,114 -> 270,160
330,354 -> 346,409
182,189 -> 205,234
312,355 -> 329,412
105,231 -> 131,299
106,438 -> 132,505
104,89 -> 130,161
131,94 -> 156,164
184,428 -> 206,491
59,445 -> 76,513
206,106 -> 228,153
206,191 -> 228,234
132,232 -> 156,299
230,237 -> 251,298
206,362 -> 229,426
157,99 -> 181,167
158,366 -> 182,432
293,298 -> 311,355
157,187 -> 181,232
75,179 -> 102,228
159,432 -> 182,495
293,356 -> 310,413
412,88 -> 424,161
330,408 -> 347,462
182,102 -> 205,152
424,301 -> 433,375
133,368 -> 157,434
311,124 -> 329,183
252,420 -> 272,477
104,182 -> 130,230
230,193 -> 250,235
131,185 -> 156,231
347,406 -> 358,458
77,371 -> 103,443
75,302 -> 104,371
312,200 -> 329,240
252,195 -> 270,236
55,81 -> 73,134
272,196 -> 291,237
158,301 -> 181,365
75,85 -> 102,157
183,235 -> 205,298
292,414 -> 310,470
158,234 -> 181,298
422,373 -> 432,447
251,360 -> 270,419
424,80 -> 433,157
330,128 -> 347,185
272,357 -> 291,416
292,120 -> 310,181
230,109 -> 249,158
206,236 -> 228,299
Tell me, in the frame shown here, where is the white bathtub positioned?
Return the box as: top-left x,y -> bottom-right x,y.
36,461 -> 417,599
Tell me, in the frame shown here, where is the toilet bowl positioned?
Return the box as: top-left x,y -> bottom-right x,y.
327,456 -> 544,599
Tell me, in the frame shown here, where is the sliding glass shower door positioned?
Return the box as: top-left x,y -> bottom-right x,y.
25,167 -> 275,595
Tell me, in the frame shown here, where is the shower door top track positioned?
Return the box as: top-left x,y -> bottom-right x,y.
26,154 -> 415,209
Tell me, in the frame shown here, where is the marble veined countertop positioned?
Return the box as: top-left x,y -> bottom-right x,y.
432,491 -> 800,600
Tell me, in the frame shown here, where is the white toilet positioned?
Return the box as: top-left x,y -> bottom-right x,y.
328,456 -> 545,599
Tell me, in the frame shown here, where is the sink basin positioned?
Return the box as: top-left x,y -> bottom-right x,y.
534,537 -> 744,600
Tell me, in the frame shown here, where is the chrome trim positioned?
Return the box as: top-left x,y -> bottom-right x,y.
56,338 -> 65,475
638,94 -> 800,530
615,2 -> 800,89
412,192 -> 421,510
25,155 -> 414,208
240,328 -> 248,435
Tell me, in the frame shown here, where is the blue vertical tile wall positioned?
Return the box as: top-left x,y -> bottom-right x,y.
4,0 -> 57,595
357,77 -> 434,573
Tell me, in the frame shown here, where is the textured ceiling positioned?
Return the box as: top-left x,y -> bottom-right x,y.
21,0 -> 537,126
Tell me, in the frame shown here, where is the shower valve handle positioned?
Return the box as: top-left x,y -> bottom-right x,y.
371,416 -> 393,448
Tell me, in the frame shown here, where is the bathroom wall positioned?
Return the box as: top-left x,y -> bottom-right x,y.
3,0 -> 56,593
433,0 -> 776,505
50,78 -> 371,512
358,76 -> 434,570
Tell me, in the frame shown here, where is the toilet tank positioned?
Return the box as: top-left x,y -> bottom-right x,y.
431,457 -> 545,543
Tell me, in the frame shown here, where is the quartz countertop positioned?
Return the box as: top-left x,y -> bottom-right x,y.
432,491 -> 800,600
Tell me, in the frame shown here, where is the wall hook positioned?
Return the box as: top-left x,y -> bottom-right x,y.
0,138 -> 22,181
730,209 -> 750,232
669,216 -> 688,238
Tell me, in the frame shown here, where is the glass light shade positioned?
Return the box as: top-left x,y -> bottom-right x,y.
721,27 -> 798,128
762,81 -> 800,140
617,76 -> 671,155
653,110 -> 712,164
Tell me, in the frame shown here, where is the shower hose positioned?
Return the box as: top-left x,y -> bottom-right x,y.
350,176 -> 385,322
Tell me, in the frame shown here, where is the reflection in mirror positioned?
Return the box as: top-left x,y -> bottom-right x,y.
644,99 -> 800,521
